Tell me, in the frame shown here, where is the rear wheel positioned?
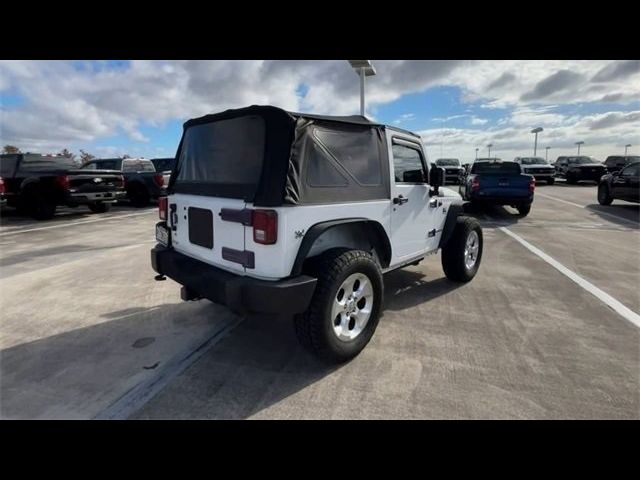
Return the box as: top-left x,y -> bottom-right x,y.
128,184 -> 150,207
24,190 -> 56,220
517,203 -> 532,216
294,249 -> 383,364
597,184 -> 613,205
88,202 -> 111,213
441,216 -> 483,282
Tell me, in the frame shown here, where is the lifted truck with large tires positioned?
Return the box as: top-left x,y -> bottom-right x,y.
0,153 -> 125,220
151,106 -> 483,363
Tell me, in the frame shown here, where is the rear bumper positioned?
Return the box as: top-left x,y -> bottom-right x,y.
470,193 -> 533,205
67,190 -> 126,204
151,245 -> 317,315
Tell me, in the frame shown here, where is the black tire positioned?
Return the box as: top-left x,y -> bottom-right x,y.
441,216 -> 483,283
24,191 -> 56,220
88,202 -> 111,213
294,248 -> 383,364
128,184 -> 150,207
547,177 -> 555,185
566,175 -> 577,185
517,203 -> 532,216
597,183 -> 613,205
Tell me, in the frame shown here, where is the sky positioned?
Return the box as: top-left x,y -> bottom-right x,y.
1,60 -> 639,163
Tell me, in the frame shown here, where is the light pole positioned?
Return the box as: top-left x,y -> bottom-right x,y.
575,141 -> 584,155
348,60 -> 376,116
531,127 -> 543,156
625,144 -> 631,155
487,143 -> 493,158
475,148 -> 479,160
545,146 -> 550,162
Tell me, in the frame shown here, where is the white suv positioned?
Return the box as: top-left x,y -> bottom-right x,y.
152,106 -> 483,363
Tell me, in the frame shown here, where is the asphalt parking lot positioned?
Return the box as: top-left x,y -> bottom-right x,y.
1,182 -> 638,419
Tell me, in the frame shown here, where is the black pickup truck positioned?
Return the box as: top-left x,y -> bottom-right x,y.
0,153 -> 125,220
81,158 -> 166,207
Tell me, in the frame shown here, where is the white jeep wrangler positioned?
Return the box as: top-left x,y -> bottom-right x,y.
151,106 -> 483,363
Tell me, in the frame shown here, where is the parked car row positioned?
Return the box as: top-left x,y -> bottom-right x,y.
0,153 -> 177,220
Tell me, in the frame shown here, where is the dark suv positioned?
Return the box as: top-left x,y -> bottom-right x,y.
554,156 -> 606,184
603,155 -> 640,174
598,161 -> 640,205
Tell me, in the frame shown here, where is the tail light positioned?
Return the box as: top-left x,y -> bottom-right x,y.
471,177 -> 480,192
252,210 -> 277,245
153,173 -> 164,187
529,177 -> 536,193
0,177 -> 5,194
158,196 -> 168,221
55,175 -> 70,190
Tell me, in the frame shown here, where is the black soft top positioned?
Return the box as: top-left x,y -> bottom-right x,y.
173,105 -> 396,206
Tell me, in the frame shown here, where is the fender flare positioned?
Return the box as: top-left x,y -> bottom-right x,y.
290,218 -> 392,276
438,203 -> 464,249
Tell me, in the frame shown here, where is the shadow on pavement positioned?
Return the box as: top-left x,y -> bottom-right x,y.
464,203 -> 522,226
0,300 -> 233,419
585,203 -> 640,229
384,268 -> 463,311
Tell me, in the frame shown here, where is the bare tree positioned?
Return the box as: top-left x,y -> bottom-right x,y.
79,149 -> 96,165
58,148 -> 76,160
2,145 -> 21,154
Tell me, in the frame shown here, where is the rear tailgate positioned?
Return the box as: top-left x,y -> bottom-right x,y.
168,193 -> 247,275
67,169 -> 124,193
477,174 -> 532,198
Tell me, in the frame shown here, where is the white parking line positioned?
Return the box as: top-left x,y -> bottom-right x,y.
537,192 -> 638,226
499,226 -> 640,328
0,211 -> 155,237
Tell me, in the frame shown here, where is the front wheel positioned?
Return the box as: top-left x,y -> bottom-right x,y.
88,202 -> 111,213
597,184 -> 613,205
547,177 -> 555,185
441,216 -> 483,282
294,249 -> 383,364
566,175 -> 577,185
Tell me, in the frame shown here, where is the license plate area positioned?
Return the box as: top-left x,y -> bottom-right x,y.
498,178 -> 509,187
188,207 -> 213,249
156,223 -> 170,247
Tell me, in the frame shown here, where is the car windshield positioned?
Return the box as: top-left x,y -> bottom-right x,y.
471,162 -> 520,175
519,157 -> 547,165
122,160 -> 156,173
627,156 -> 640,163
568,157 -> 598,165
436,159 -> 460,166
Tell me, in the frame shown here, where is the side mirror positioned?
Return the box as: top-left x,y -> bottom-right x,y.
429,166 -> 444,195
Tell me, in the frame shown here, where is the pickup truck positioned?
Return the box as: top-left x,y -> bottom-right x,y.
0,153 -> 125,220
459,159 -> 535,216
81,158 -> 166,206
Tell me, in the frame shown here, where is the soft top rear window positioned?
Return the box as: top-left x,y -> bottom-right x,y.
174,115 -> 266,200
472,162 -> 521,175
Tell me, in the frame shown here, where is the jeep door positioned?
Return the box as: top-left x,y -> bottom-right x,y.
389,137 -> 441,261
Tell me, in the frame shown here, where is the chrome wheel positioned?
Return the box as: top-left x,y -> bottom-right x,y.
330,273 -> 374,341
464,230 -> 479,270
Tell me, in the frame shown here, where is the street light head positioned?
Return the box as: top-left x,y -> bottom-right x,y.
348,60 -> 376,76
575,141 -> 584,145
625,144 -> 632,148
531,127 -> 544,134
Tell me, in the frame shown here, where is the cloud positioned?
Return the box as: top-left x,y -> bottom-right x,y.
470,117 -> 488,125
586,111 -> 640,130
487,72 -> 516,90
521,70 -> 585,101
592,60 -> 640,83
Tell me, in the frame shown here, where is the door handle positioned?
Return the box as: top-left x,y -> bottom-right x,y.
393,195 -> 409,205
429,197 -> 442,208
